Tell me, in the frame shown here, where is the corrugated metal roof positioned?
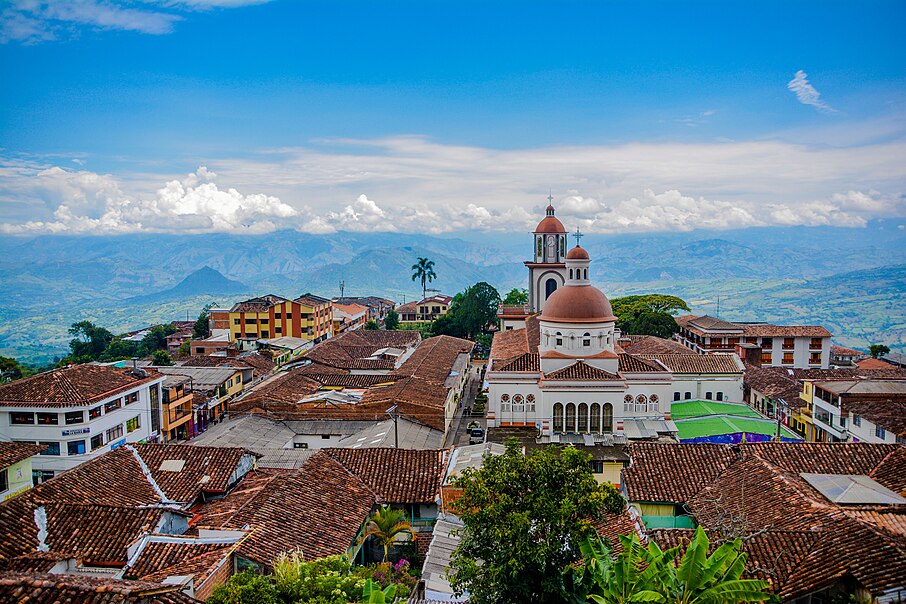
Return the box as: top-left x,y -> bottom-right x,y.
800,473 -> 906,505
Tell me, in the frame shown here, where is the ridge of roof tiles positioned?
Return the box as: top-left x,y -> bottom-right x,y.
544,361 -> 621,381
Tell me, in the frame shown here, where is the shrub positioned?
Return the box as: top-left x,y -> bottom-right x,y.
207,571 -> 278,604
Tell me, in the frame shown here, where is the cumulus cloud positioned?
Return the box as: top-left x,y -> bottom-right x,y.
0,166 -> 297,234
0,0 -> 270,43
787,70 -> 836,113
2,135 -> 905,235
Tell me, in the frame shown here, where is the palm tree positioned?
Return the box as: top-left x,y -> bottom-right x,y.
358,505 -> 415,562
410,257 -> 437,300
580,527 -> 771,604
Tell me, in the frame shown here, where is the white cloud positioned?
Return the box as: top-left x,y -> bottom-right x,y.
0,0 -> 270,43
2,135 -> 905,235
787,70 -> 836,114
0,166 -> 297,234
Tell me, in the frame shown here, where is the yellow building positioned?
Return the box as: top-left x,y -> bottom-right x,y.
0,442 -> 46,501
161,376 -> 195,442
229,294 -> 333,345
397,294 -> 453,326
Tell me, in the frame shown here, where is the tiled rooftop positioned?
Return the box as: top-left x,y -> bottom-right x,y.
324,448 -> 445,503
543,361 -> 621,381
0,572 -> 201,603
0,364 -> 161,408
0,442 -> 47,469
636,353 -> 743,374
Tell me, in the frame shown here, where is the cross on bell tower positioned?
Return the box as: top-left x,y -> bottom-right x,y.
573,227 -> 584,246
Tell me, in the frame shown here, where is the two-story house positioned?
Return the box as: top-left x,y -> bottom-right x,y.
0,364 -> 165,482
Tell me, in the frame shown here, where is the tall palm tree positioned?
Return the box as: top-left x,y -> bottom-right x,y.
359,505 -> 415,562
410,257 -> 437,300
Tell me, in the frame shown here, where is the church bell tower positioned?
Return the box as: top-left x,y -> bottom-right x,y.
525,197 -> 569,313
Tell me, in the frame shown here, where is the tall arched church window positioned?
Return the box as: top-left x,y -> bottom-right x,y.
584,269 -> 588,280
553,403 -> 564,433
545,278 -> 558,300
566,403 -> 576,433
578,403 -> 588,433
590,403 -> 601,433
583,332 -> 591,347
537,237 -> 543,259
556,331 -> 563,346
649,394 -> 659,412
569,269 -> 574,279
602,403 -> 613,433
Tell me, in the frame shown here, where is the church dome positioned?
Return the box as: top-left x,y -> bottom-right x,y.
535,204 -> 566,234
566,245 -> 589,260
541,285 -> 617,323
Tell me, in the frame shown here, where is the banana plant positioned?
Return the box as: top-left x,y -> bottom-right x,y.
363,579 -> 398,603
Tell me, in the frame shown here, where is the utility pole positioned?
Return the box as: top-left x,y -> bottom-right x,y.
386,405 -> 399,448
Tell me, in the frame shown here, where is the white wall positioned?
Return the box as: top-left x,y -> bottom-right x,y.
0,378 -> 164,477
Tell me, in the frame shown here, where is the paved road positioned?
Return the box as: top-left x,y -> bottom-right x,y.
443,363 -> 487,448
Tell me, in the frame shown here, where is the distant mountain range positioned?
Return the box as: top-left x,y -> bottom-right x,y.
125,266 -> 249,304
1,222 -> 904,364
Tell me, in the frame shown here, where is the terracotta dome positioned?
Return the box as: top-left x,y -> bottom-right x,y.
535,215 -> 566,234
541,285 -> 617,323
566,245 -> 589,260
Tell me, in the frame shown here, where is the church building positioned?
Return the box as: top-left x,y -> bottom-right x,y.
487,201 -> 745,442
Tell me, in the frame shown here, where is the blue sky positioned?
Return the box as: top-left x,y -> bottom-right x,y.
1,0 -> 905,235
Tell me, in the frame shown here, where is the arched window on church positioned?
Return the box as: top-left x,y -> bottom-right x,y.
556,331 -> 563,346
578,403 -> 588,433
602,403 -> 613,433
566,403 -> 576,433
590,403 -> 601,433
583,332 -> 591,347
569,269 -> 573,279
584,269 -> 588,280
553,403 -> 563,433
545,278 -> 558,300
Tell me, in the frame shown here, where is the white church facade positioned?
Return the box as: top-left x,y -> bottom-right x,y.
487,203 -> 745,441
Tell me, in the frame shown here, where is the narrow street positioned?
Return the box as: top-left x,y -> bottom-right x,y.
443,362 -> 487,448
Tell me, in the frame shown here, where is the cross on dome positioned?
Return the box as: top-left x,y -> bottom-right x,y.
572,228 -> 583,246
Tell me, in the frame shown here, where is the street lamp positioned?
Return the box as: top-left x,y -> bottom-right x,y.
386,405 -> 399,449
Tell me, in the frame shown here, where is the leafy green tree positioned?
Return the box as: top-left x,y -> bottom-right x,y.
358,505 -> 415,563
141,324 -> 177,353
207,571 -> 279,604
68,321 -> 114,361
0,356 -> 32,381
869,344 -> 890,358
152,350 -> 173,366
432,282 -> 501,340
410,257 -> 437,300
194,302 -> 215,339
98,339 -> 141,362
502,288 -> 528,306
364,320 -> 380,330
384,309 -> 399,330
610,295 -> 690,339
272,552 -> 363,604
579,527 -> 771,604
448,441 -> 624,604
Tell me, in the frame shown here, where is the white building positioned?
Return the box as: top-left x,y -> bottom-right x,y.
674,315 -> 832,369
0,364 -> 165,482
487,205 -> 744,441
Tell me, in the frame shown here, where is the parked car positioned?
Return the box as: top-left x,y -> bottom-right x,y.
469,427 -> 485,444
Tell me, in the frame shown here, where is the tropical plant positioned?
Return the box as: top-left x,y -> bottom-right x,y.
579,527 -> 772,604
448,441 -> 624,604
362,579 -> 398,603
410,257 -> 437,300
359,505 -> 415,563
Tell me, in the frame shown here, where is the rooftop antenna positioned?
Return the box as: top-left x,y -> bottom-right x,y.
339,280 -> 345,298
